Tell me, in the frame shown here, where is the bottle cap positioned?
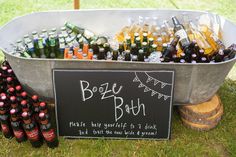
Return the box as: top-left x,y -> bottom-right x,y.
0,102 -> 4,107
15,85 -> 22,91
9,87 -> 15,92
21,91 -> 27,97
21,100 -> 27,106
7,69 -> 13,73
32,95 -> 38,101
39,112 -> 45,118
1,95 -> 7,100
10,109 -> 16,115
0,93 -> 6,97
6,77 -> 13,82
40,102 -> 46,107
10,96 -> 16,101
21,112 -> 28,118
2,66 -> 8,70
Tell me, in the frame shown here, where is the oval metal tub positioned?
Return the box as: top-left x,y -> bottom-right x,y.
0,9 -> 235,105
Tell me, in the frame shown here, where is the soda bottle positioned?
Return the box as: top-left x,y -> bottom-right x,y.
0,102 -> 13,138
21,112 -> 43,148
39,112 -> 59,148
10,109 -> 27,143
31,95 -> 40,122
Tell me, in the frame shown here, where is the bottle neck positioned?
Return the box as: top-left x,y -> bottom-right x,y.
172,17 -> 180,26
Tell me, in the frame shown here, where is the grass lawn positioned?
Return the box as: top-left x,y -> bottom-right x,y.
0,0 -> 236,156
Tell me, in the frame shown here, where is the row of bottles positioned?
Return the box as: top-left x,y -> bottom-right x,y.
0,61 -> 58,148
13,15 -> 236,63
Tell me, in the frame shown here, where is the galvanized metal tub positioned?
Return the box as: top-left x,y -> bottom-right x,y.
0,9 -> 235,105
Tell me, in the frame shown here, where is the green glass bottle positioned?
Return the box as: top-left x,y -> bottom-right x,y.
38,38 -> 46,58
49,35 -> 57,58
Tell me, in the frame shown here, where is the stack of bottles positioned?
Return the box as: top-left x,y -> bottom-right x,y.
0,61 -> 58,148
115,16 -> 236,63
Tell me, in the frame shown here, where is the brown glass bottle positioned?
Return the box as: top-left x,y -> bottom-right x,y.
39,112 -> 59,148
22,112 -> 43,148
172,16 -> 190,50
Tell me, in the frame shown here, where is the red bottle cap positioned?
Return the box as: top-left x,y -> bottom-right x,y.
15,85 -> 22,91
21,100 -> 27,105
0,102 -> 4,107
39,112 -> 45,118
2,66 -> 8,70
0,73 -> 2,77
32,95 -> 38,101
21,112 -> 28,117
1,95 -> 7,100
9,87 -> 15,92
40,102 -> 46,107
6,77 -> 13,82
10,96 -> 16,101
7,69 -> 13,73
10,109 -> 16,115
21,91 -> 27,97
0,93 -> 6,97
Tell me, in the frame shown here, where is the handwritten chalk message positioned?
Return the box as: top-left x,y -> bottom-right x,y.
53,70 -> 174,140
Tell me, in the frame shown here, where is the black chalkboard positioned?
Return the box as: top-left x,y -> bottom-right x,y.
53,70 -> 175,140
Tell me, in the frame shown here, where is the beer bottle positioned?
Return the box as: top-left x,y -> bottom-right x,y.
162,36 -> 180,59
0,102 -> 13,138
98,48 -> 106,60
21,112 -> 43,148
26,40 -> 37,58
7,87 -> 15,97
189,21 -> 213,55
23,34 -> 31,45
49,34 -> 57,58
156,37 -> 163,51
142,42 -> 148,57
32,31 -> 40,57
15,85 -> 23,97
21,91 -> 28,101
42,29 -> 49,45
131,55 -> 138,61
134,32 -> 140,41
58,41 -> 65,59
38,38 -> 47,58
31,95 -> 40,114
214,49 -> 224,62
135,37 -> 142,50
142,33 -> 148,42
138,49 -> 145,61
118,43 -> 125,53
130,43 -> 138,55
39,112 -> 59,148
172,16 -> 190,49
148,38 -> 154,47
39,102 -> 48,114
106,51 -> 113,61
16,40 -> 31,58
10,96 -> 20,112
172,54 -> 180,63
124,50 -> 131,61
6,77 -> 16,88
103,43 -> 110,55
90,41 -> 99,55
60,27 -> 67,36
112,49 -> 119,60
10,109 -> 27,143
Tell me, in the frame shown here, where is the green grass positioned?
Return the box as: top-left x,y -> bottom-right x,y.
0,0 -> 236,156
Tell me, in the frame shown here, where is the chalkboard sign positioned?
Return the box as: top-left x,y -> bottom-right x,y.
53,70 -> 175,140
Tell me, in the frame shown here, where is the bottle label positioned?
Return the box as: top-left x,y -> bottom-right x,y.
27,42 -> 34,49
13,130 -> 24,139
26,127 -> 39,141
42,129 -> 56,142
49,39 -> 56,47
175,29 -> 188,41
1,124 -> 9,133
